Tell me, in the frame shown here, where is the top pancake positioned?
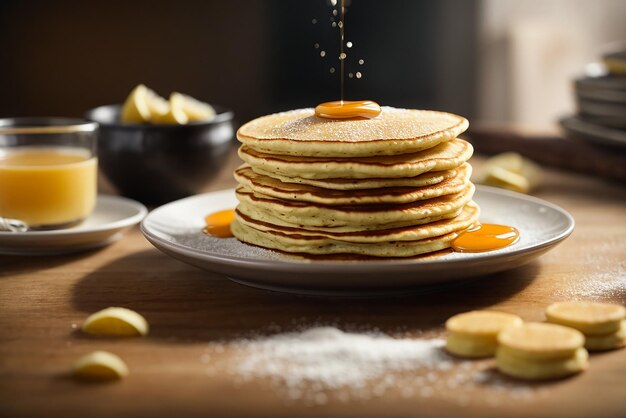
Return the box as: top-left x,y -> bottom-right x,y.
237,107 -> 469,157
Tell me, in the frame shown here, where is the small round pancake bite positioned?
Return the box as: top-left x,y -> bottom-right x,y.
445,310 -> 523,358
496,322 -> 588,380
496,346 -> 589,381
498,322 -> 585,360
546,301 -> 626,335
584,320 -> 626,351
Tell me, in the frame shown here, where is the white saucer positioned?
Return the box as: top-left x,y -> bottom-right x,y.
0,195 -> 147,255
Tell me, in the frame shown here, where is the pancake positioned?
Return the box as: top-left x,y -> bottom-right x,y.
251,166 -> 458,190
235,182 -> 475,229
234,163 -> 472,205
235,201 -> 479,243
238,138 -> 473,180
237,203 -> 464,233
237,107 -> 469,157
231,220 -> 460,257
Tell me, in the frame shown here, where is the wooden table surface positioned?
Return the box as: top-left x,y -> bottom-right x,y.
1,149 -> 625,418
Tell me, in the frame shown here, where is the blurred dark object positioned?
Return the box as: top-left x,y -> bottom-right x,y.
467,124 -> 626,184
0,0 -> 478,123
86,104 -> 234,205
268,0 -> 478,118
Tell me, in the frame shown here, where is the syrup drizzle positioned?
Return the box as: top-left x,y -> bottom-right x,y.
203,209 -> 235,238
339,0 -> 346,103
315,0 -> 381,120
451,224 -> 520,253
315,100 -> 382,119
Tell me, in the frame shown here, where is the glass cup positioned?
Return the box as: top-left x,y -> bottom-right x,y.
0,118 -> 98,231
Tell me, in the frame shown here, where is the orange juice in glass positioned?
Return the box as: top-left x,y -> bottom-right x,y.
0,118 -> 98,230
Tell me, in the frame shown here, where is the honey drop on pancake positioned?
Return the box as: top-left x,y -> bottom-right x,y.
203,209 -> 235,238
315,100 -> 382,119
452,224 -> 519,253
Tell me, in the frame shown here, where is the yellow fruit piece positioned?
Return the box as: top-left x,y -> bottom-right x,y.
546,301 -> 625,335
121,84 -> 151,123
498,322 -> 584,360
171,92 -> 216,122
481,152 -> 543,193
121,84 -> 170,123
483,166 -> 530,193
147,93 -> 170,119
81,307 -> 149,337
496,346 -> 588,381
445,310 -> 523,358
72,351 -> 129,381
152,93 -> 189,125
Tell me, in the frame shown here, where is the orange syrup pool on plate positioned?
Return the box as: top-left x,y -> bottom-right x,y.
451,224 -> 520,253
203,209 -> 235,238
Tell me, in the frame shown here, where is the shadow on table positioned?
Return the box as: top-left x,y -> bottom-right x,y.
71,249 -> 539,342
0,247 -> 108,279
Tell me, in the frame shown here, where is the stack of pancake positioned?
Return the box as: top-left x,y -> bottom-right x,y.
231,107 -> 478,258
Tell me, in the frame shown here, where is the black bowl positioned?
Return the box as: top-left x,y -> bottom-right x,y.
86,104 -> 235,205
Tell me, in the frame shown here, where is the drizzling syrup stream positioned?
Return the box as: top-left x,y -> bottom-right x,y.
315,0 -> 382,120
339,0 -> 345,103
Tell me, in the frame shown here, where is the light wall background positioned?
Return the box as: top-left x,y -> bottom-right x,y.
478,0 -> 626,128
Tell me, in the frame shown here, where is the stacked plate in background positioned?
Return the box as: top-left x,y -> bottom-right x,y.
561,47 -> 626,150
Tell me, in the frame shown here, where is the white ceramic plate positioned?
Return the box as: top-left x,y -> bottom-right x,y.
141,187 -> 574,295
0,195 -> 147,255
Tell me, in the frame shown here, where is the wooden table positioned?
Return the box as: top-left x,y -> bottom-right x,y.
1,150 -> 625,418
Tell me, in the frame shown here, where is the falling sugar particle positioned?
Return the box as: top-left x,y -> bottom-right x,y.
356,72 -> 362,79
330,67 -> 336,73
312,18 -> 317,24
314,43 -> 319,49
338,21 -> 344,28
339,52 -> 347,60
348,73 -> 354,78
346,41 -> 353,48
331,22 -> 337,28
333,9 -> 338,16
330,0 -> 337,5
359,59 -> 365,65
320,51 -> 326,57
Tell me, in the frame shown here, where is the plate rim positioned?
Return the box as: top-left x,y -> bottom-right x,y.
140,185 -> 575,271
560,115 -> 626,146
0,194 -> 147,238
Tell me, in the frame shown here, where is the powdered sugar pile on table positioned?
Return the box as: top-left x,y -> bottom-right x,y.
234,327 -> 445,389
202,326 -> 543,405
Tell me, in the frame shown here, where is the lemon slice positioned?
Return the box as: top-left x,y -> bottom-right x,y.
81,307 -> 149,337
171,92 -> 216,122
121,84 -> 152,123
72,351 -> 129,381
147,93 -> 170,120
483,165 -> 530,193
152,93 -> 189,124
481,152 -> 542,193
